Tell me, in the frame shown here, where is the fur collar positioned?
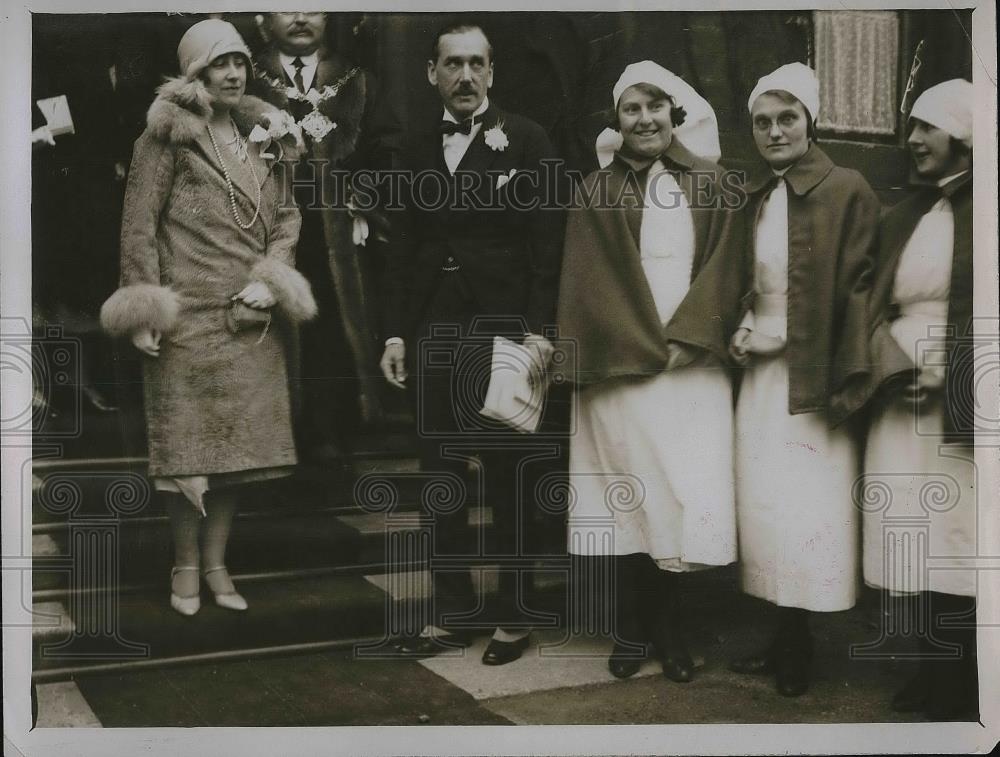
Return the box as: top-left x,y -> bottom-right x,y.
147,76 -> 301,160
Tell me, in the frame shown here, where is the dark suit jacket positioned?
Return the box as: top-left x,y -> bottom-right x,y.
384,101 -> 564,340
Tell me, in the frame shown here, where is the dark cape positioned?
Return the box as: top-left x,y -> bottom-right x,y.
687,144 -> 880,426
556,138 -> 745,385
867,171 -> 974,442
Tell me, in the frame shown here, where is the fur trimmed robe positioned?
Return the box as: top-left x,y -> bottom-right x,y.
253,47 -> 402,428
100,77 -> 316,477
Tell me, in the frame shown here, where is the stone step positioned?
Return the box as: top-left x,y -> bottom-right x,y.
31,456 -> 426,525
32,503 -> 566,598
32,567 -> 572,682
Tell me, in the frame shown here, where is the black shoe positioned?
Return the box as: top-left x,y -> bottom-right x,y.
482,635 -> 530,666
891,670 -> 929,712
728,648 -> 774,675
395,632 -> 472,657
608,641 -> 645,679
773,642 -> 812,698
660,647 -> 695,683
924,685 -> 977,721
924,660 -> 978,720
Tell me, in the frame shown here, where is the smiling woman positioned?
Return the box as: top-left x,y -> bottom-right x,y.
617,84 -> 675,160
558,60 -> 743,686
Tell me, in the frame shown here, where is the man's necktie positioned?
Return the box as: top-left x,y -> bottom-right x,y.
440,119 -> 473,136
292,57 -> 306,93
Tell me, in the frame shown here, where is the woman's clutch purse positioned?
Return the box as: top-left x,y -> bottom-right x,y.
226,299 -> 272,338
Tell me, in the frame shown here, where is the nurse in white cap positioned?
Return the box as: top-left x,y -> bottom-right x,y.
558,61 -> 741,684
862,79 -> 977,720
725,63 -> 880,697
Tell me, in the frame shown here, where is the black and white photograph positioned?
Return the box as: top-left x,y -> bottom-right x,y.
2,1 -> 998,755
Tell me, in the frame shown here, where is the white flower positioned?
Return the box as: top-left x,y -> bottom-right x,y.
248,124 -> 270,144
285,86 -> 301,101
352,215 -> 369,246
484,123 -> 509,152
300,110 -> 337,142
262,110 -> 297,139
250,110 -> 304,153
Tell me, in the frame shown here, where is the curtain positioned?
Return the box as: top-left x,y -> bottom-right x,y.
814,10 -> 899,135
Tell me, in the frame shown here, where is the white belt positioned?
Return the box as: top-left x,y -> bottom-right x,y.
896,300 -> 948,320
754,293 -> 787,318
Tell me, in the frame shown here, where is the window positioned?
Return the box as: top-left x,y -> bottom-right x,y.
813,10 -> 899,136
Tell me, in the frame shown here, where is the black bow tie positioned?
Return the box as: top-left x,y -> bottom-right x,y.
440,118 -> 474,136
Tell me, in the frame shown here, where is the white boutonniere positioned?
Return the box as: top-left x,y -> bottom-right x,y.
484,122 -> 509,152
249,109 -> 304,159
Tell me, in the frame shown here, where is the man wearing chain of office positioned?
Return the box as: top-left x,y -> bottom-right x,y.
253,11 -> 400,465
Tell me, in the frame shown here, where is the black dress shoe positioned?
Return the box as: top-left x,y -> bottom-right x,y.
608,641 -> 646,679
661,648 -> 695,683
395,632 -> 472,657
651,630 -> 695,683
728,649 -> 774,675
482,635 -> 530,666
924,689 -> 978,721
773,643 -> 812,698
891,670 -> 929,712
924,659 -> 978,721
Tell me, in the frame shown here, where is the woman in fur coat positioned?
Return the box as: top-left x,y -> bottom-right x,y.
100,20 -> 316,616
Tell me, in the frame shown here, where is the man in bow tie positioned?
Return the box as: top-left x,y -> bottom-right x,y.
380,22 -> 564,666
254,12 -> 402,466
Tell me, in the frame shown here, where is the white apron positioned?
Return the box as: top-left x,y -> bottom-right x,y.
862,197 -> 977,598
735,177 -> 859,612
568,162 -> 737,570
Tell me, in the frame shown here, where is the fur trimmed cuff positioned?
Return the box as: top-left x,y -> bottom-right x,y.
250,257 -> 318,323
100,284 -> 181,337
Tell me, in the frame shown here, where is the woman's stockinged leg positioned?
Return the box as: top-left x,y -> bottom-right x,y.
650,566 -> 694,683
729,602 -> 813,697
201,489 -> 239,595
772,605 -> 813,697
608,555 -> 648,679
165,492 -> 201,599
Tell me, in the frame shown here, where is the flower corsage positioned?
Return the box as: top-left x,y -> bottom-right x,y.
248,109 -> 304,160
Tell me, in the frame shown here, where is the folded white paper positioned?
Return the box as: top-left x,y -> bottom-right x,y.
36,95 -> 75,137
480,336 -> 545,433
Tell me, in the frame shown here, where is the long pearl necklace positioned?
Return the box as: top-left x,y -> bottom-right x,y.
224,120 -> 250,163
206,118 -> 262,230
